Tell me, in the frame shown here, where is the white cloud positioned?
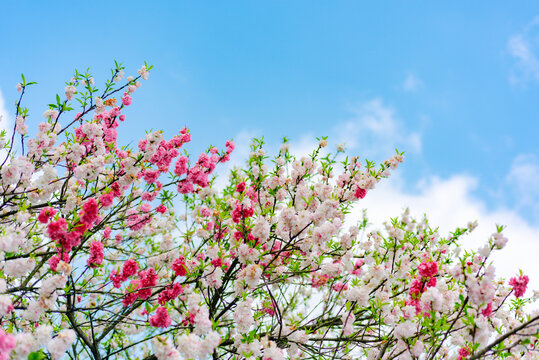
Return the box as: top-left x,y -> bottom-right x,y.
403,73 -> 421,92
508,17 -> 539,84
0,88 -> 10,132
220,126 -> 539,295
337,98 -> 422,158
505,153 -> 539,220
352,172 -> 539,292
223,117 -> 538,295
0,89 -> 12,161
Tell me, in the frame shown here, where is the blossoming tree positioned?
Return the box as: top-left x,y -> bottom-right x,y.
0,63 -> 538,360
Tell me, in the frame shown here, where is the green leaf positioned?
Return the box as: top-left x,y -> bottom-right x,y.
27,351 -> 46,360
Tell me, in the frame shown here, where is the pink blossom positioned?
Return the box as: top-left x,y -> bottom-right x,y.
115,234 -> 123,244
110,270 -> 123,288
151,145 -> 179,173
122,259 -> 139,279
509,274 -> 529,298
225,140 -> 235,153
49,255 -> 60,271
157,283 -> 184,305
354,186 -> 366,199
38,207 -> 57,223
143,169 -> 160,184
47,218 -> 68,241
409,278 -> 424,300
140,203 -> 152,212
80,198 -> 99,226
0,329 -> 16,360
418,260 -> 438,279
236,182 -> 246,193
457,346 -> 470,360
311,273 -> 330,288
137,268 -> 158,300
122,94 -> 132,106
481,302 -> 493,317
149,306 -> 172,328
172,256 -> 188,276
174,156 -> 189,176
122,292 -> 138,307
87,241 -> 104,267
141,191 -> 158,201
177,181 -> 194,194
99,192 -> 114,207
332,282 -> 348,292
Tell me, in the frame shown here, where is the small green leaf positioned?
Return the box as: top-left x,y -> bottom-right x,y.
27,350 -> 46,360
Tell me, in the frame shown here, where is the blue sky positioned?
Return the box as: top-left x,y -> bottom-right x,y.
1,2 -> 538,279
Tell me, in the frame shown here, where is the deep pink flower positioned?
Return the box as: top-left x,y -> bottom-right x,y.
457,346 -> 470,360
137,268 -> 158,300
38,207 -> 57,223
354,186 -> 367,199
122,292 -> 138,307
481,302 -> 493,317
418,260 -> 438,279
149,306 -> 172,328
47,218 -> 68,241
157,283 -> 184,305
409,278 -> 423,299
141,191 -> 158,202
122,259 -> 139,278
172,256 -> 188,277
110,270 -> 123,288
87,241 -> 104,267
236,182 -> 246,193
509,274 -> 529,298
49,255 -> 60,272
103,226 -> 112,239
211,258 -> 223,268
80,198 -> 99,226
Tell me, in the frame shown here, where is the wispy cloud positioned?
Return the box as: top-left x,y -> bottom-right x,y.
508,17 -> 539,84
353,172 -> 539,291
403,73 -> 421,92
505,153 -> 539,221
0,89 -> 12,161
337,98 -> 422,158
0,88 -> 10,133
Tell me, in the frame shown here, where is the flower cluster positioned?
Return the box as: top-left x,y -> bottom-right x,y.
0,64 -> 537,360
